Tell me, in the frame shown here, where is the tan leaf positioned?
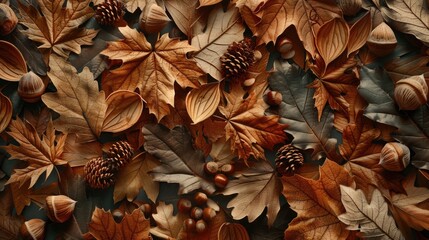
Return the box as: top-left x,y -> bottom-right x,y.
165,0 -> 207,38
102,26 -> 204,121
123,0 -> 149,13
150,202 -> 187,239
191,6 -> 245,80
0,40 -> 26,81
316,18 -> 349,68
18,0 -> 99,57
199,0 -> 222,7
185,82 -> 221,124
221,161 -> 282,226
347,11 -> 372,56
218,222 -> 250,240
42,55 -> 107,143
282,160 -> 355,239
0,92 -> 12,133
62,134 -> 103,167
114,152 -> 160,203
338,186 -> 404,239
102,90 -> 144,133
4,118 -> 67,188
88,208 -> 151,240
209,138 -> 234,165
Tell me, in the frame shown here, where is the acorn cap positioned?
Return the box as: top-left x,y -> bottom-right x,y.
18,71 -> 45,103
21,219 -> 45,240
46,195 -> 77,223
367,22 -> 397,56
394,75 -> 428,110
0,3 -> 18,36
379,142 -> 410,172
140,4 -> 170,33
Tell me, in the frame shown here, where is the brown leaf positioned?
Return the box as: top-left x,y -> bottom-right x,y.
114,152 -> 160,203
42,55 -> 107,143
220,161 -> 282,226
0,215 -> 22,240
282,160 -> 355,239
316,17 -> 349,69
199,0 -> 222,7
11,181 -> 59,215
88,208 -> 151,240
178,209 -> 226,240
185,82 -> 221,124
102,26 -> 204,121
165,0 -> 207,38
62,134 -> 103,167
347,12 -> 372,56
102,90 -> 143,133
385,53 -> 429,83
0,40 -> 26,81
122,0 -> 149,13
191,6 -> 245,80
150,202 -> 187,239
18,0 -> 99,57
0,92 -> 12,134
23,107 -> 51,136
218,222 -> 250,240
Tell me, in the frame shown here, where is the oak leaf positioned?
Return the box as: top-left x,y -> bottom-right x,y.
282,160 -> 355,239
4,118 -> 67,188
150,202 -> 187,239
338,186 -> 404,239
220,161 -> 282,226
190,6 -> 245,80
42,55 -> 107,143
18,0 -> 99,57
218,83 -> 287,162
101,26 -> 204,121
0,40 -> 26,81
88,208 -> 150,240
185,82 -> 221,124
0,92 -> 12,133
143,124 -> 216,194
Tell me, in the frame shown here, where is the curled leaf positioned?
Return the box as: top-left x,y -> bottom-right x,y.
218,222 -> 250,240
0,92 -> 12,133
316,18 -> 349,68
0,40 -> 27,81
347,11 -> 371,56
186,82 -> 221,124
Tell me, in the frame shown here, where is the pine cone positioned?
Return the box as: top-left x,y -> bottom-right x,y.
221,38 -> 255,80
275,144 -> 304,176
106,141 -> 134,168
84,157 -> 118,189
95,0 -> 124,26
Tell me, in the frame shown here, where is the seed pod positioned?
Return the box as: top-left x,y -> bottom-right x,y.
20,219 -> 45,240
0,3 -> 18,36
394,75 -> 428,110
139,4 -> 170,33
46,195 -> 77,223
18,72 -> 45,103
367,22 -> 397,57
379,142 -> 410,172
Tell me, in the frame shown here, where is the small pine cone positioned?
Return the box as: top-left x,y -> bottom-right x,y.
275,144 -> 304,176
95,0 -> 124,26
106,141 -> 134,168
221,38 -> 255,80
84,157 -> 118,189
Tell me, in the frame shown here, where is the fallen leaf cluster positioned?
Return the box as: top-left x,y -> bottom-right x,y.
0,0 -> 429,239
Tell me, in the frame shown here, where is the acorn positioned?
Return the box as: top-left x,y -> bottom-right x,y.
379,142 -> 410,172
265,91 -> 283,106
253,50 -> 262,62
139,4 -> 170,33
20,219 -> 45,240
204,161 -> 219,175
46,195 -> 77,223
138,203 -> 152,216
190,207 -> 203,220
202,207 -> 216,222
194,192 -> 208,206
394,75 -> 428,110
367,22 -> 397,57
242,78 -> 256,87
214,173 -> 229,189
337,0 -> 362,16
276,37 -> 295,59
183,218 -> 196,232
112,209 -> 124,222
220,164 -> 235,175
0,3 -> 18,36
195,219 -> 207,233
18,72 -> 46,103
177,198 -> 192,213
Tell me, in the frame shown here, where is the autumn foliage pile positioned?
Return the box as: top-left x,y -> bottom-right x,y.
1,0 -> 429,239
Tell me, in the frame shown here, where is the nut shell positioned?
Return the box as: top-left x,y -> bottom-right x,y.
214,173 -> 229,189
184,218 -> 196,232
194,192 -> 208,206
190,207 -> 203,220
379,142 -> 410,172
0,3 -> 18,36
21,219 -> 45,240
265,91 -> 283,106
394,75 -> 428,110
18,72 -> 45,103
203,207 -> 216,222
140,4 -> 170,33
195,219 -> 207,233
46,195 -> 77,223
177,198 -> 192,213
204,161 -> 219,175
367,22 -> 397,57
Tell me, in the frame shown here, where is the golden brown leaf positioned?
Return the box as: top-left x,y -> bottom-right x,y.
199,0 -> 222,7
123,0 -> 150,13
88,208 -> 151,240
101,26 -> 204,121
0,92 -> 12,134
18,0 -> 99,57
178,210 -> 226,240
62,134 -> 103,167
42,55 -> 107,143
347,12 -> 372,56
0,40 -> 26,81
150,202 -> 188,239
102,90 -> 144,133
282,160 -> 355,239
185,82 -> 221,124
165,0 -> 207,38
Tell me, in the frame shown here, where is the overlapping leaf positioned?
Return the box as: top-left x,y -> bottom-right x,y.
0,40 -> 26,81
185,82 -> 221,124
150,202 -> 187,239
165,0 -> 207,38
0,92 -> 12,133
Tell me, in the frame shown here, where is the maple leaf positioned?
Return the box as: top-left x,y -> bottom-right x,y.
338,186 -> 404,239
270,61 -> 340,161
220,161 -> 282,226
143,124 -> 216,194
282,160 -> 355,239
18,0 -> 99,57
88,208 -> 151,240
42,55 -> 107,143
101,26 -> 204,121
4,118 -> 67,188
218,83 -> 287,162
114,152 -> 160,203
190,5 -> 245,80
11,181 -> 59,215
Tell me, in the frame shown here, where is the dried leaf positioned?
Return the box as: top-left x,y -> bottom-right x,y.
88,208 -> 151,240
62,134 -> 103,167
0,40 -> 26,81
0,215 -> 22,240
282,160 -> 355,239
114,152 -> 160,203
186,82 -> 221,124
220,161 -> 282,226
191,6 -> 245,80
338,186 -> 404,239
385,53 -> 429,82
102,26 -> 203,121
347,12 -> 372,56
102,90 -> 144,133
218,223 -> 250,240
199,0 -> 222,7
165,0 -> 207,38
18,0 -> 99,57
316,18 -> 349,68
0,92 -> 12,133
42,55 -> 107,143
150,202 -> 187,239
11,181 -> 59,215
123,0 -> 149,13
143,124 -> 216,194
